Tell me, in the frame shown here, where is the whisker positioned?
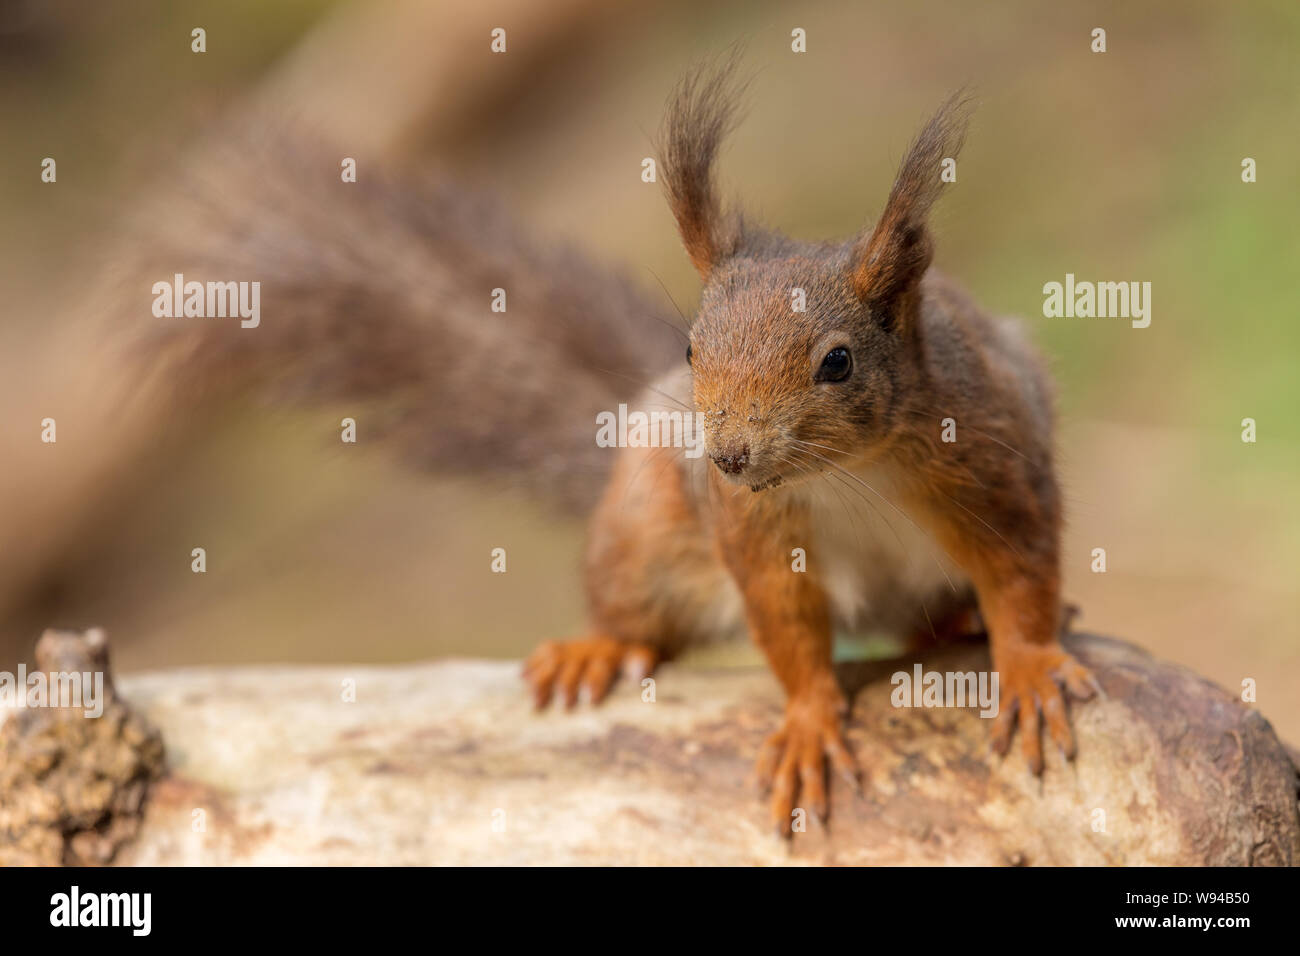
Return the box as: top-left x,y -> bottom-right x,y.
889,399 -> 1037,465
785,448 -> 940,647
932,486 -> 1024,563
639,309 -> 690,346
788,443 -> 958,594
786,447 -> 894,559
588,364 -> 692,413
645,267 -> 693,336
799,424 -> 1021,563
790,436 -> 851,457
918,599 -> 938,643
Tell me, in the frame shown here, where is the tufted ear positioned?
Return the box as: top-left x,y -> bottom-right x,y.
658,54 -> 748,280
851,93 -> 972,324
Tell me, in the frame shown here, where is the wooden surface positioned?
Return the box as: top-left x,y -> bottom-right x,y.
74,633 -> 1298,866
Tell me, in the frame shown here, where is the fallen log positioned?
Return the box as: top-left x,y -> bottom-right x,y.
3,631 -> 1297,865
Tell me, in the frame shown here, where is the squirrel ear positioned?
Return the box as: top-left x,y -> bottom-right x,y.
852,92 -> 971,319
659,54 -> 748,280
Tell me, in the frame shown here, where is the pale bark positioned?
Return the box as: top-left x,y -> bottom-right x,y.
81,633 -> 1300,866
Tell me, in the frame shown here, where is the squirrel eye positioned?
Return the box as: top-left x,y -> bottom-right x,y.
816,347 -> 852,383
686,343 -> 693,366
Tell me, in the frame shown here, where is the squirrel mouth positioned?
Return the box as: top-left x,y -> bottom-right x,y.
748,475 -> 784,493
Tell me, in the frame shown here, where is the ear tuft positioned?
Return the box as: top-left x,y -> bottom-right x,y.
658,50 -> 749,280
852,91 -> 974,315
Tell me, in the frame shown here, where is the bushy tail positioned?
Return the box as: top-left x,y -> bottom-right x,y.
106,121 -> 683,513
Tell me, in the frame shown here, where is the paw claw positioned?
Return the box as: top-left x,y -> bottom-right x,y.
758,685 -> 859,836
993,643 -> 1094,774
522,636 -> 657,711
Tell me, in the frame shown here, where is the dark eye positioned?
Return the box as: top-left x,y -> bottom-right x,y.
686,343 -> 693,366
816,347 -> 852,382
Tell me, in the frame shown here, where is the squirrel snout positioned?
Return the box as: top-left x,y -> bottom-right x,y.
710,443 -> 750,475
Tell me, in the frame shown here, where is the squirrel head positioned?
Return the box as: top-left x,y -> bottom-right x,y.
660,61 -> 970,491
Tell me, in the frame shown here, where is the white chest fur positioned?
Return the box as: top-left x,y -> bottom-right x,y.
794,464 -> 969,634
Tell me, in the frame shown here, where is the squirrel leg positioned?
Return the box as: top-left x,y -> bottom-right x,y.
714,487 -> 860,837
752,674 -> 860,837
973,568 -> 1098,774
523,444 -> 724,710
523,636 -> 658,710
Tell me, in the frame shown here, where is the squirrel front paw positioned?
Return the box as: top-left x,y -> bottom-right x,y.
990,641 -> 1099,774
755,682 -> 861,838
522,635 -> 657,710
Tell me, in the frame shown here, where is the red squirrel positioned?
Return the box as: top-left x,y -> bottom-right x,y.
522,64 -> 1097,833
118,59 -> 1095,839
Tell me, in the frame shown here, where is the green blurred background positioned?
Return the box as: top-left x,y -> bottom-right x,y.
1,0 -> 1296,738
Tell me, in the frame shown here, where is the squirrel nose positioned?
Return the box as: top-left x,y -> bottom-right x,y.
711,443 -> 750,475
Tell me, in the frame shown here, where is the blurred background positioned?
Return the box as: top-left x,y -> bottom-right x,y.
1,0 -> 1297,739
